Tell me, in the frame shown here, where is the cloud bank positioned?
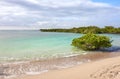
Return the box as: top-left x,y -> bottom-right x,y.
0,0 -> 120,29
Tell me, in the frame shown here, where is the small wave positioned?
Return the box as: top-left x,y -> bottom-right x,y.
26,70 -> 48,75
0,56 -> 90,79
63,54 -> 79,58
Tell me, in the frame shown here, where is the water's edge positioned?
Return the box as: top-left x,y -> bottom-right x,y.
1,52 -> 120,79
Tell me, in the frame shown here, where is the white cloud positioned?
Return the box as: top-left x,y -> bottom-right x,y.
36,21 -> 50,25
0,0 -> 120,29
26,0 -> 39,4
26,0 -> 110,8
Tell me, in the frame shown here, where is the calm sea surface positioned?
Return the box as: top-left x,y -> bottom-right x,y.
0,30 -> 120,62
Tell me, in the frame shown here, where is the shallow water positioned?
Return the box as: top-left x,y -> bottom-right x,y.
0,30 -> 120,62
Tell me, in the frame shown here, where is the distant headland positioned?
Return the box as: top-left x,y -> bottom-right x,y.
40,26 -> 120,34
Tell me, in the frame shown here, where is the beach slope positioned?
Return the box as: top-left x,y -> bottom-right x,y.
15,56 -> 120,79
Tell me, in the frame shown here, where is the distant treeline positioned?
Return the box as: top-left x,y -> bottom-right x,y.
40,26 -> 120,34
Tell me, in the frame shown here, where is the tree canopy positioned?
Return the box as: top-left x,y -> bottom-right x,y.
71,33 -> 112,50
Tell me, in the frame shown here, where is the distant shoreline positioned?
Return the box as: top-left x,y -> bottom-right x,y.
40,26 -> 120,34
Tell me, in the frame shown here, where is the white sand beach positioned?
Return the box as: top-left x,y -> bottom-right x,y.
13,55 -> 120,79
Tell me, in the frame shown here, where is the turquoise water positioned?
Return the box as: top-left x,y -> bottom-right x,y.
0,30 -> 120,61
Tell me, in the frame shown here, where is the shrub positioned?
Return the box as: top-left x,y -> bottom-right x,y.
72,33 -> 112,50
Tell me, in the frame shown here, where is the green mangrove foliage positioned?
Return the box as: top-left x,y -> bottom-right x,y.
71,33 -> 112,50
40,26 -> 120,34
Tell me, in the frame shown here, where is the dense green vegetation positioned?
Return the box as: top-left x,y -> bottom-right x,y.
71,33 -> 112,50
40,26 -> 120,34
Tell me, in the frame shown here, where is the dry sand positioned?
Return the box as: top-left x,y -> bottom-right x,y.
13,56 -> 120,79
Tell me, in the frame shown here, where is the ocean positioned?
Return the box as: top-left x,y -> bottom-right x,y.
0,30 -> 120,62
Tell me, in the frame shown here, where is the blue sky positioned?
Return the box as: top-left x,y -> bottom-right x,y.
93,0 -> 120,6
0,0 -> 120,30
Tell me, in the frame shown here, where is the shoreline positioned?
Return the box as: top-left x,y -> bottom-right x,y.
0,52 -> 119,79
13,54 -> 120,79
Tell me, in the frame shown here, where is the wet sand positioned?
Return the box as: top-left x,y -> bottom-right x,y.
0,52 -> 120,79
14,54 -> 120,79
